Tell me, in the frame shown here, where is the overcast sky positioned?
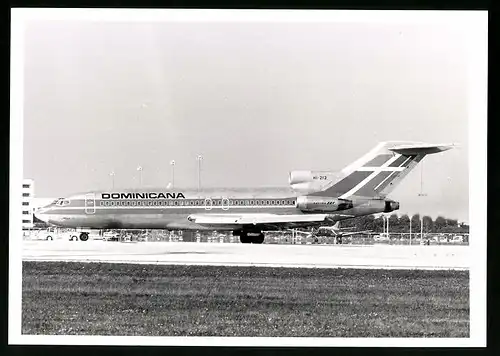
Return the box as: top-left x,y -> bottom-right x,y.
22,15 -> 471,221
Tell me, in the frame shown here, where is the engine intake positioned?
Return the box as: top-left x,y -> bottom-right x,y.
296,196 -> 353,212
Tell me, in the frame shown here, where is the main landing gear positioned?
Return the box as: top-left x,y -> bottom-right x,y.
237,231 -> 265,244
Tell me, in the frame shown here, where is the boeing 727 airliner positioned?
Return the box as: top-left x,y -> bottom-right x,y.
35,141 -> 453,243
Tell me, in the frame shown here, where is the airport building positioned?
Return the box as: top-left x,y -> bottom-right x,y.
22,179 -> 35,229
22,178 -> 57,229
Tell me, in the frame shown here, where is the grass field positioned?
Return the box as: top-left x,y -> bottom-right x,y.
22,262 -> 469,337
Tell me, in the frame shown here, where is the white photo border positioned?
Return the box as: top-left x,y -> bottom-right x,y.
9,8 -> 487,347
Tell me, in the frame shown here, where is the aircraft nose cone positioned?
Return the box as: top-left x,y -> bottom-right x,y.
34,208 -> 51,223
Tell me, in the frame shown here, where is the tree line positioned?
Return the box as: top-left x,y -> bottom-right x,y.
340,214 -> 469,234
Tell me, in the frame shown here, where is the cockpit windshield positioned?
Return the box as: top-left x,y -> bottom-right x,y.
52,198 -> 71,206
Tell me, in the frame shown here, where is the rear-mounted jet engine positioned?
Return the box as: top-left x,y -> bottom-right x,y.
296,196 -> 353,212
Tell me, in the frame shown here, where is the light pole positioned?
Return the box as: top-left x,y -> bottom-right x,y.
170,160 -> 175,189
137,165 -> 143,187
196,155 -> 203,191
418,161 -> 427,197
386,215 -> 390,238
409,215 -> 412,246
109,171 -> 115,190
420,216 -> 424,243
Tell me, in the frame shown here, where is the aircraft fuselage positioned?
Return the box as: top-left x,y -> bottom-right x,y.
35,187 -> 397,231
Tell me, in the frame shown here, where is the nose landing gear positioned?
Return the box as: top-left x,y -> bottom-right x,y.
79,232 -> 89,241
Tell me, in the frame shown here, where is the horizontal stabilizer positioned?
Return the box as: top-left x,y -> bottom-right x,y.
388,143 -> 455,155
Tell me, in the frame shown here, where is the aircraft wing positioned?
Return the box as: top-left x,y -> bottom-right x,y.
338,230 -> 372,237
188,213 -> 329,226
187,213 -> 355,230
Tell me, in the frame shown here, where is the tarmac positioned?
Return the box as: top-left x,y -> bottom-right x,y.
22,240 -> 469,270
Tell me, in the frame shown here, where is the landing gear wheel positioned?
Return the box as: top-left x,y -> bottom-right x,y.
240,234 -> 252,244
252,233 -> 265,244
79,232 -> 89,241
46,235 -> 53,241
336,236 -> 343,245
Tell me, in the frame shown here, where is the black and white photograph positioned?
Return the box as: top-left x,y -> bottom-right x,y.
9,9 -> 487,346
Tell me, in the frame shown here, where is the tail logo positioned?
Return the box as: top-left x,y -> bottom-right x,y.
338,154 -> 418,198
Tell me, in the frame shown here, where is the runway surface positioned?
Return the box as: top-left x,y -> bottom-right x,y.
22,241 -> 469,270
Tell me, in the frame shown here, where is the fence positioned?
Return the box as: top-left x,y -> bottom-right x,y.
22,228 -> 469,245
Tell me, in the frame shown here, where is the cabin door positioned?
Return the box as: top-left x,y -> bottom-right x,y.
222,198 -> 229,211
85,193 -> 96,214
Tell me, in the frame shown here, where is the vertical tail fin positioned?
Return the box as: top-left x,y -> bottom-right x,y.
311,141 -> 453,199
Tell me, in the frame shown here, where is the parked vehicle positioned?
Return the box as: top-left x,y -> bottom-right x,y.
373,233 -> 390,242
32,228 -> 78,241
102,231 -> 120,241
